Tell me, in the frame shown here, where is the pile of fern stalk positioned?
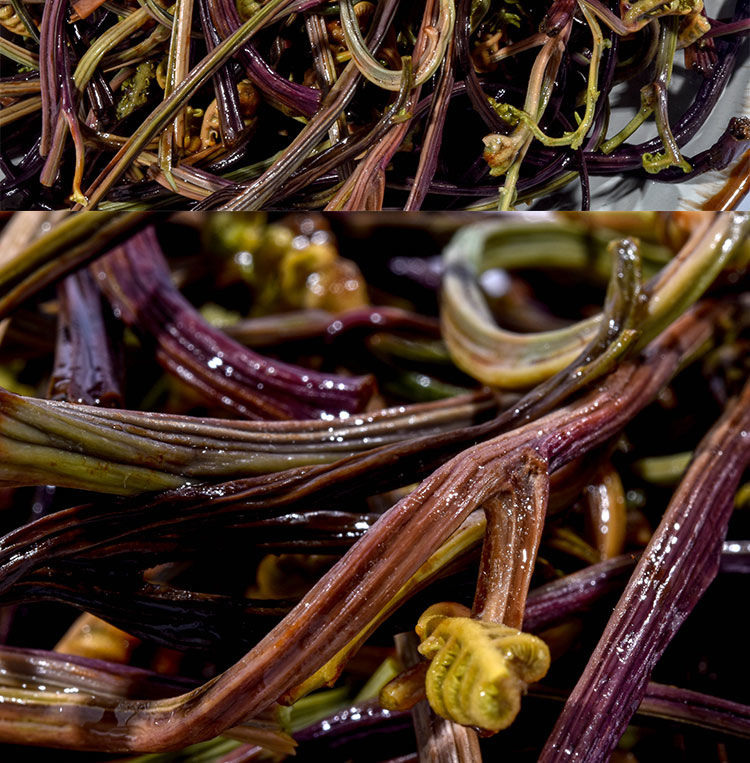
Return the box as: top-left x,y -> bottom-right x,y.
0,211 -> 748,762
1,1 -> 748,210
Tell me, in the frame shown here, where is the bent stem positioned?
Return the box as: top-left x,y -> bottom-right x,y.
641,16 -> 692,175
95,227 -> 375,419
340,0 -> 455,90
472,451 -> 550,627
441,213 -> 749,387
0,300 -> 723,751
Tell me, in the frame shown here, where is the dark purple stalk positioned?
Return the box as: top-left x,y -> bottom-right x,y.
531,682 -> 750,739
11,136 -> 45,176
523,541 -> 750,632
27,265 -> 124,538
404,38 -> 456,211
523,553 -> 638,631
225,306 -> 440,348
454,0 -> 508,132
0,499 -> 375,581
578,150 -> 591,210
209,0 -> 319,118
518,152 -> 576,196
39,0 -> 86,191
10,568 -> 294,654
0,71 -> 41,88
0,644 -> 195,697
388,151 -> 572,200
83,73 -> 116,128
0,151 -> 18,188
38,0 -> 62,156
638,683 -> 750,738
51,269 -> 123,407
541,0 -> 578,36
94,227 -> 375,419
294,699 -> 411,745
389,178 -> 504,197
198,0 -> 245,145
704,17 -> 750,37
203,128 -> 257,172
540,379 -> 750,762
685,5 -> 718,75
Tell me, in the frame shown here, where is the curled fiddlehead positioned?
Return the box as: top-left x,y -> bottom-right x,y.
415,602 -> 550,733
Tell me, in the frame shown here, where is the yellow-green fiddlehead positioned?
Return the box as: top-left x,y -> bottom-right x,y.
415,603 -> 550,732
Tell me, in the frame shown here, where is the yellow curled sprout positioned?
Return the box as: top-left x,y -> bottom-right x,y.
415,603 -> 550,733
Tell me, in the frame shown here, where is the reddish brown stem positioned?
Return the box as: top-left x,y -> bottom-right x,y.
395,632 -> 481,763
472,449 -> 550,627
0,303 -> 724,750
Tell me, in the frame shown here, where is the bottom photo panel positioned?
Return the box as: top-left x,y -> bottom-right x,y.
0,211 -> 748,762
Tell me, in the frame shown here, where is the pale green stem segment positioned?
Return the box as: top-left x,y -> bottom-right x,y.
340,0 -> 455,90
0,387 -> 491,494
138,0 -> 180,30
0,35 -> 39,68
632,451 -> 692,486
0,211 -> 148,321
0,677 -> 293,755
600,78 -> 656,155
8,0 -> 39,42
101,18 -> 171,70
640,16 -> 692,174
441,213 -> 750,388
0,95 -> 42,126
158,0 -> 195,184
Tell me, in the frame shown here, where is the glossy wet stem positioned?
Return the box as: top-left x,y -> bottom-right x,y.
0,300 -> 724,751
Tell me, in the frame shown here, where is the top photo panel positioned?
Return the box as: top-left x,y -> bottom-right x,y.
0,0 -> 748,211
